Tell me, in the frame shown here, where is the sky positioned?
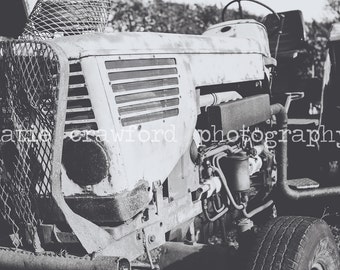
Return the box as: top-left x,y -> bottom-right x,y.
166,0 -> 334,22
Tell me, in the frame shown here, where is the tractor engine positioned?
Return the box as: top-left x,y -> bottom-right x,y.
194,93 -> 276,237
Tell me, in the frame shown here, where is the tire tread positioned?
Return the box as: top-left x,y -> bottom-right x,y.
248,216 -> 336,270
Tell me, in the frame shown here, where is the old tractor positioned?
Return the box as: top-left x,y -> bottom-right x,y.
0,0 -> 339,270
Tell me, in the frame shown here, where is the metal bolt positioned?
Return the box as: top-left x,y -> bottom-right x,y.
148,235 -> 156,243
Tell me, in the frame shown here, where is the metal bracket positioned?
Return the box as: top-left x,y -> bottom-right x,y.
152,181 -> 163,216
284,92 -> 305,113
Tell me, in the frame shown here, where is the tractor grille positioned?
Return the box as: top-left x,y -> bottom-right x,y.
21,0 -> 111,40
105,58 -> 180,126
0,41 -> 61,248
65,61 -> 97,133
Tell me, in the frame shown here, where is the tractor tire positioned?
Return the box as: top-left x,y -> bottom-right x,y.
247,216 -> 340,270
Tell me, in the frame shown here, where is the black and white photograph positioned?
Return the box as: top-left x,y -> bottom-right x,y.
1,0 -> 340,269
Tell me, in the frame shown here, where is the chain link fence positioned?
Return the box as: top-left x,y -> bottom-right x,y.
0,0 -> 111,250
21,0 -> 111,40
0,40 -> 60,249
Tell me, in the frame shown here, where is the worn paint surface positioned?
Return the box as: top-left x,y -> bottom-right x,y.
56,31 -> 267,196
203,19 -> 271,57
47,28 -> 270,257
53,31 -> 267,85
53,31 -> 265,56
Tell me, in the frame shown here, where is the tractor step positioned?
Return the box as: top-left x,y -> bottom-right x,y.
288,178 -> 320,190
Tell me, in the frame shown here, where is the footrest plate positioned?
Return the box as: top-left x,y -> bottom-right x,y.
287,178 -> 320,190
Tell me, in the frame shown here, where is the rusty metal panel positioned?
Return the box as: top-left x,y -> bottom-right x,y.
52,32 -> 265,58
167,149 -> 200,200
203,19 -> 271,57
53,32 -> 266,86
0,247 -> 127,270
68,44 -> 265,198
65,180 -> 150,224
87,54 -> 197,195
187,53 -> 264,87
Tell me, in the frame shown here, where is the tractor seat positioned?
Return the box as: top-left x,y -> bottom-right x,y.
263,10 -> 307,60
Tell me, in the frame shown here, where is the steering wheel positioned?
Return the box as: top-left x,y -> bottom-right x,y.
222,0 -> 280,23
222,0 -> 285,59
222,0 -> 284,44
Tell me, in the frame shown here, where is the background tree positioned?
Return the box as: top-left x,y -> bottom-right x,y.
107,0 -> 334,79
327,0 -> 340,18
108,0 -> 259,34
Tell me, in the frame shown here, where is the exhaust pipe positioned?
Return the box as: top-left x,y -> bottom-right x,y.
0,248 -> 129,270
272,103 -> 340,200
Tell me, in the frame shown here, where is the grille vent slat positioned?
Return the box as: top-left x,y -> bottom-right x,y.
118,98 -> 180,116
69,71 -> 83,76
68,87 -> 88,97
106,64 -> 177,73
108,68 -> 178,81
111,78 -> 179,92
106,58 -> 180,126
66,107 -> 93,113
115,87 -> 179,104
69,83 -> 86,89
67,95 -> 91,101
121,109 -> 179,127
105,58 -> 176,69
65,61 -> 97,132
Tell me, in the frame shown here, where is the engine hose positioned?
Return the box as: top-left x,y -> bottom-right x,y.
212,195 -> 225,213
202,198 -> 229,222
242,200 -> 274,218
272,103 -> 340,200
212,166 -> 245,210
213,160 -> 274,218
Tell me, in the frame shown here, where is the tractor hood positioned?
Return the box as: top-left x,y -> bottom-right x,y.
51,31 -> 268,87
44,30 -> 269,200
52,31 -> 267,58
